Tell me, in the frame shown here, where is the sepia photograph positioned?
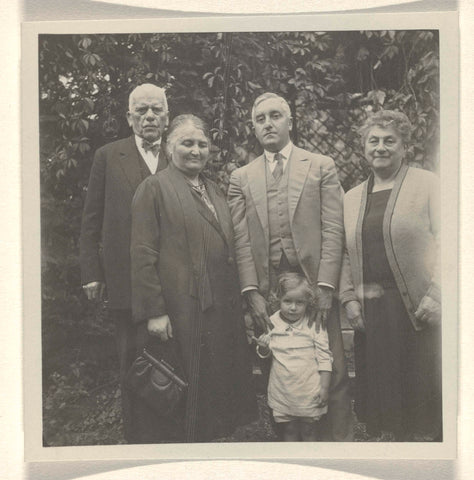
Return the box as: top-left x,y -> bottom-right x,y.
22,12 -> 458,461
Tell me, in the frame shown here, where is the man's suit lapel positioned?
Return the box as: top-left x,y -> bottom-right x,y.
117,136 -> 145,192
157,144 -> 169,172
247,155 -> 269,243
288,146 -> 311,225
118,137 -> 169,191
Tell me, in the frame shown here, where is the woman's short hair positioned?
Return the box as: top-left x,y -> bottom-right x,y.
359,109 -> 412,145
166,114 -> 211,157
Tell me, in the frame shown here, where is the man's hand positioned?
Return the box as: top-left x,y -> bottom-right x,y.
245,290 -> 272,333
313,286 -> 333,332
83,281 -> 106,302
147,315 -> 173,341
414,295 -> 441,327
344,300 -> 365,332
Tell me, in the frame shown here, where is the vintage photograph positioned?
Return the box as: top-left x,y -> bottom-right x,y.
23,13 -> 458,460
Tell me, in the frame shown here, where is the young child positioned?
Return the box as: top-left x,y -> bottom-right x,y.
254,272 -> 333,441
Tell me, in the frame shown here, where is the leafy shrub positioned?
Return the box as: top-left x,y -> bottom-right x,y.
39,31 -> 439,445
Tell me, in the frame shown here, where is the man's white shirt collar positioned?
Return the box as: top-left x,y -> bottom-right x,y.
264,141 -> 293,172
135,135 -> 162,174
135,135 -> 161,150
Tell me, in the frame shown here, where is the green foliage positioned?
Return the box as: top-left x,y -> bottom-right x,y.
39,30 -> 439,200
39,31 -> 439,445
42,305 -> 122,446
342,30 -> 440,171
43,369 -> 124,446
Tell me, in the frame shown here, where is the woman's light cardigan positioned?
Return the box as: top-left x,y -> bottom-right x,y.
339,164 -> 440,331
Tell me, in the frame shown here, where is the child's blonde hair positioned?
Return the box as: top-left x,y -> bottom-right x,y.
275,272 -> 317,314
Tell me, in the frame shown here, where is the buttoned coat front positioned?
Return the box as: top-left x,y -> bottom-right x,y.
227,145 -> 353,441
227,146 -> 344,294
79,135 -> 168,310
131,164 -> 257,441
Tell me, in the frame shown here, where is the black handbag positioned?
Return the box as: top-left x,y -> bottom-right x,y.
126,339 -> 188,417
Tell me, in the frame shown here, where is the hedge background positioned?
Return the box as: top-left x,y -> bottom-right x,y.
39,30 -> 439,445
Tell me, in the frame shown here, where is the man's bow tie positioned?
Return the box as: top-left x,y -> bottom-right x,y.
141,139 -> 160,156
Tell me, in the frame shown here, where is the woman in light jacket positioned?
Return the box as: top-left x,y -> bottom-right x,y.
340,110 -> 441,441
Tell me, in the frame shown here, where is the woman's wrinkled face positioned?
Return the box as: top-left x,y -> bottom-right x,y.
364,125 -> 405,174
171,125 -> 210,178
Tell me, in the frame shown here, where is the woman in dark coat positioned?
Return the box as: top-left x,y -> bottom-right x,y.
131,114 -> 257,442
339,110 -> 441,441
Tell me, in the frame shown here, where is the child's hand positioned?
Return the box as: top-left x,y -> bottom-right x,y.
252,333 -> 271,359
315,387 -> 329,408
252,333 -> 270,348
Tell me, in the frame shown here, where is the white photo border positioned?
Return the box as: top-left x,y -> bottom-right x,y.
22,11 -> 459,461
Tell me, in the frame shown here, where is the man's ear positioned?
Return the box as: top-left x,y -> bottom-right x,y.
288,116 -> 294,132
126,111 -> 132,128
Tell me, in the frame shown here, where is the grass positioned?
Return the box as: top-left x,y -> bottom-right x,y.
43,369 -> 391,446
42,308 -> 391,446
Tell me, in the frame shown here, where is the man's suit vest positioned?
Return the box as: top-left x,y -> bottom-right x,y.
266,160 -> 298,268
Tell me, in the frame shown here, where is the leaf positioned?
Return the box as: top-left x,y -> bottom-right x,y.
382,45 -> 399,60
83,98 -> 94,113
357,47 -> 370,62
247,81 -> 261,90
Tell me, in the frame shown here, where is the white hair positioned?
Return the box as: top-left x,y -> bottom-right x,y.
251,92 -> 291,124
166,114 -> 210,158
128,83 -> 168,112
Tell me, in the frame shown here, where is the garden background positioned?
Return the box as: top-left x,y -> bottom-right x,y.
39,30 -> 439,445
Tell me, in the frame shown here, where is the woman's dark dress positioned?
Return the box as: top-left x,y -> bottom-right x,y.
354,189 -> 442,440
131,166 -> 257,443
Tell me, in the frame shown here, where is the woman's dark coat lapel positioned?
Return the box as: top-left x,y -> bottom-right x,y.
165,164 -> 213,312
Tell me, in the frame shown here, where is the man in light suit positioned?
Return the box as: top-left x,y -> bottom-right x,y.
79,83 -> 169,443
227,92 -> 353,441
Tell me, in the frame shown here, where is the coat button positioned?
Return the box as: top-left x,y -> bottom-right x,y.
227,257 -> 234,265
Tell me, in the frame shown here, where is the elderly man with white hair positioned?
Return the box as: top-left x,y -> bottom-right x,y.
80,83 -> 169,443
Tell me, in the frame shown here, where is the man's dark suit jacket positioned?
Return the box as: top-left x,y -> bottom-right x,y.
80,135 -> 168,310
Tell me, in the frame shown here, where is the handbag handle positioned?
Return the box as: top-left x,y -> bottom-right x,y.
143,349 -> 188,389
